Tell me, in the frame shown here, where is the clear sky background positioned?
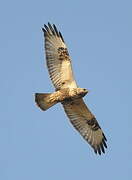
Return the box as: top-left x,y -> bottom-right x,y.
0,0 -> 131,179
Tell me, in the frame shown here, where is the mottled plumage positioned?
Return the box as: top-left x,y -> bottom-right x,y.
35,23 -> 107,155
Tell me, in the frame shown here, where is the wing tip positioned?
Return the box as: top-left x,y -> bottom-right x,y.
93,134 -> 107,155
42,22 -> 65,42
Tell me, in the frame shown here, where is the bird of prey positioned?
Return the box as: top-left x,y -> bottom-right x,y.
35,23 -> 107,155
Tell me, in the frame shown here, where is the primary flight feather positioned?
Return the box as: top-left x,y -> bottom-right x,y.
35,23 -> 107,155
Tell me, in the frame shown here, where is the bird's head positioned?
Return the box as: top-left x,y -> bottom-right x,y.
77,88 -> 88,97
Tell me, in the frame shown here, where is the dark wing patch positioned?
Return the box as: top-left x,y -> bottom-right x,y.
58,47 -> 69,61
87,117 -> 101,131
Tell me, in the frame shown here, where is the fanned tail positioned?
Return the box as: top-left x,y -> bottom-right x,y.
35,93 -> 57,111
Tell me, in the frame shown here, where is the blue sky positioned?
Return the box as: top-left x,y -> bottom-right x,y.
0,0 -> 131,179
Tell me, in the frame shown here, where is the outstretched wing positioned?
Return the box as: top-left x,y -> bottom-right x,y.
62,98 -> 107,155
42,23 -> 77,90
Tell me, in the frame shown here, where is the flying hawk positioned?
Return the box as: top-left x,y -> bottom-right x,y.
35,23 -> 107,155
